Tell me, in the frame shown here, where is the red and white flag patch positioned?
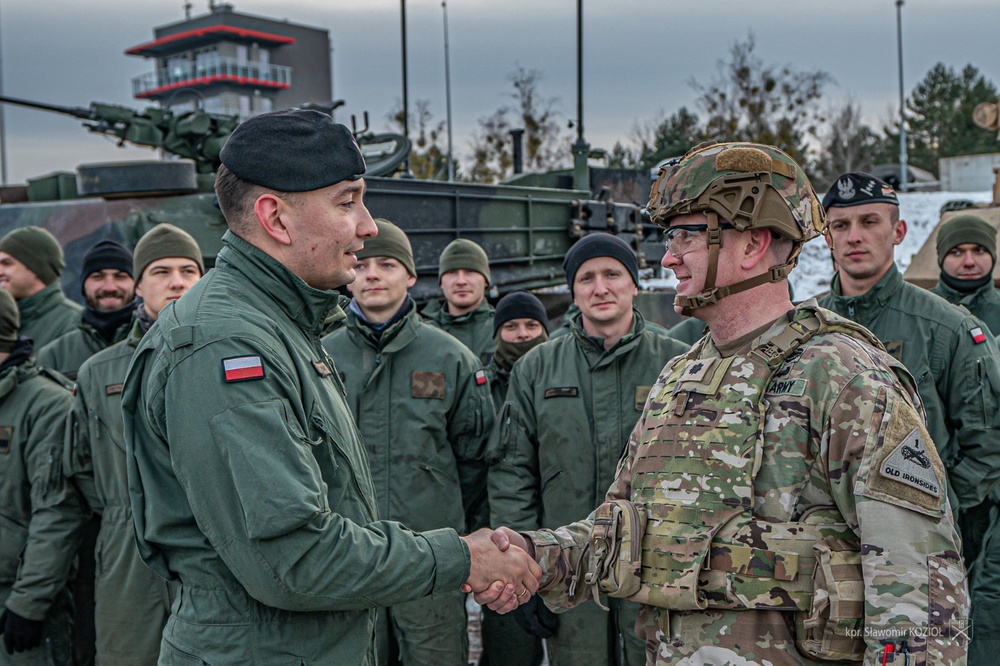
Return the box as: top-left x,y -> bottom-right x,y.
475,369 -> 488,386
971,327 -> 987,344
223,355 -> 265,382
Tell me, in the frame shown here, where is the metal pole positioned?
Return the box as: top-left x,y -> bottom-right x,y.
442,1 -> 454,182
0,0 -> 7,185
896,0 -> 908,193
571,0 -> 589,191
400,0 -> 412,177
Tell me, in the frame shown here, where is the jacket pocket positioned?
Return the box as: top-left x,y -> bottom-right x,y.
0,513 -> 28,583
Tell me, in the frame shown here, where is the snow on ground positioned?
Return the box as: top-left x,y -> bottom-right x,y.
642,190 -> 995,301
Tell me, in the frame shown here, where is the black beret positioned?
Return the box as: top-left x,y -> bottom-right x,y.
822,172 -> 899,210
562,233 -> 639,295
493,290 -> 549,337
220,109 -> 366,192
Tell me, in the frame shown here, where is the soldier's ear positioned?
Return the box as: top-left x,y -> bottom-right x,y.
254,193 -> 292,246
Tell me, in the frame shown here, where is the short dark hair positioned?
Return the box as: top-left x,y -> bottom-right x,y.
215,164 -> 301,238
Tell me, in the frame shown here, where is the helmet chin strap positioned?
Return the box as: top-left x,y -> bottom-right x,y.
672,211 -> 800,316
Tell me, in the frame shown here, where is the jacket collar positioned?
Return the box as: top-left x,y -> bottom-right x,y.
217,231 -> 345,337
16,282 -> 68,322
345,296 -> 419,352
0,339 -> 36,399
828,264 -> 902,323
569,306 -> 646,367
423,298 -> 492,326
935,276 -> 995,307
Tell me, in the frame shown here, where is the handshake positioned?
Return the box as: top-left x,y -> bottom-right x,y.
460,527 -> 540,614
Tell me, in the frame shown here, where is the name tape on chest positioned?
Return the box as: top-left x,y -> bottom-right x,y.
879,427 -> 941,497
222,355 -> 265,383
105,383 -> 124,396
544,386 -> 579,399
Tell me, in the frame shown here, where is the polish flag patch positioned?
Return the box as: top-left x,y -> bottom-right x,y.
223,355 -> 265,382
475,369 -> 488,386
971,327 -> 987,344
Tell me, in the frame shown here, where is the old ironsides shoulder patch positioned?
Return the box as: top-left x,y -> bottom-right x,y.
880,427 -> 941,497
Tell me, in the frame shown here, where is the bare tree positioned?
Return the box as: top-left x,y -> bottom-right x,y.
812,98 -> 882,191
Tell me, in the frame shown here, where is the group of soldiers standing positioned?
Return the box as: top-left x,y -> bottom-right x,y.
0,106 -> 998,665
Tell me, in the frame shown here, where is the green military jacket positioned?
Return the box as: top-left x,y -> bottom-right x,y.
17,283 -> 82,350
0,346 -> 83,622
932,279 -> 1000,336
489,308 -> 689,530
529,302 -> 968,664
422,298 -> 495,365
122,231 -> 471,665
66,319 -> 175,665
551,303 -> 670,340
321,299 -> 493,533
820,265 -> 1000,509
37,315 -> 132,380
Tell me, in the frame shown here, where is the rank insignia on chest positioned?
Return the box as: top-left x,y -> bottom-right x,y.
681,358 -> 715,383
222,355 -> 266,383
475,369 -> 487,386
312,361 -> 333,378
0,426 -> 11,454
971,327 -> 987,344
105,383 -> 124,396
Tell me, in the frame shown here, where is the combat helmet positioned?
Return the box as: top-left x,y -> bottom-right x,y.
647,141 -> 825,314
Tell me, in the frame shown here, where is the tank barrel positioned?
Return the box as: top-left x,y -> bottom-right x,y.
0,94 -> 94,120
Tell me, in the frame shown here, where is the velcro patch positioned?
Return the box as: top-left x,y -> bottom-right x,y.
544,387 -> 579,399
222,355 -> 265,383
879,428 -> 941,497
679,358 -> 715,383
884,340 -> 904,361
634,385 -> 653,411
312,361 -> 333,378
105,383 -> 124,396
767,377 -> 807,397
412,371 -> 445,399
0,425 -> 11,454
971,327 -> 987,344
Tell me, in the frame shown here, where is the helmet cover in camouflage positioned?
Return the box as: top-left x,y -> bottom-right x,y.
647,142 -> 826,245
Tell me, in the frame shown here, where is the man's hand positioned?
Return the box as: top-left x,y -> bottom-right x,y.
461,528 -> 541,614
0,609 -> 45,655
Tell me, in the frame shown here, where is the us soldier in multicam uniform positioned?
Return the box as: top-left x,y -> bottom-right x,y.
479,142 -> 970,664
929,213 -> 1000,665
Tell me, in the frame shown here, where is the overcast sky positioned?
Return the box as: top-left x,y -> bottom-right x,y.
1,0 -> 997,184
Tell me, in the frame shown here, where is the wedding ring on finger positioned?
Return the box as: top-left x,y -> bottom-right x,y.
517,588 -> 529,601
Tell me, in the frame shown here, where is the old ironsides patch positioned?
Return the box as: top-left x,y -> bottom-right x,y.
880,427 -> 941,497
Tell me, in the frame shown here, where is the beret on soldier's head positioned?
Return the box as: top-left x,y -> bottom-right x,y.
936,214 -> 997,267
0,288 -> 19,353
0,226 -> 64,286
219,109 -> 366,192
822,172 -> 899,210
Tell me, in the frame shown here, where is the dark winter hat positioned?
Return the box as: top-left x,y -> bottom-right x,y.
81,240 -> 134,281
133,224 -> 205,281
220,109 -> 365,192
0,288 -> 19,353
562,233 -> 639,294
0,226 -> 64,286
438,239 -> 491,286
355,219 -> 416,277
822,172 -> 899,210
493,290 -> 549,337
936,214 -> 997,267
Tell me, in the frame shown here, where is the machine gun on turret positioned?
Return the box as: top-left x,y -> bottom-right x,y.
0,94 -> 237,173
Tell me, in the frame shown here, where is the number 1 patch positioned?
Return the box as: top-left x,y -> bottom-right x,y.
223,355 -> 265,382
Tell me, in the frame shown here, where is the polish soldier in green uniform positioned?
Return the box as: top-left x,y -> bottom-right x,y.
480,142 -> 969,664
488,233 -> 690,666
930,213 -> 1000,664
0,288 -> 84,663
480,290 -> 550,666
422,238 -> 495,364
122,109 -> 540,665
817,174 -> 1000,528
65,225 -> 203,665
321,219 -> 494,665
0,227 -> 81,349
38,240 -> 136,380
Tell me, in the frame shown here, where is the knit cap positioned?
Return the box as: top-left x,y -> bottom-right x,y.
0,288 -> 19,352
936,214 -> 996,267
562,233 -> 639,294
133,224 -> 205,280
493,291 -> 549,337
439,239 -> 491,286
0,226 -> 64,285
355,219 -> 416,277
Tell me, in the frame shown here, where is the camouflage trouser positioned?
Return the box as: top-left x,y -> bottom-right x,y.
546,598 -> 645,666
479,606 -> 544,666
970,502 -> 1000,666
0,586 -> 74,666
375,588 -> 468,666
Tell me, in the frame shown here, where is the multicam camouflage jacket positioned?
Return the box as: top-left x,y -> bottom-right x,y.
528,301 -> 969,665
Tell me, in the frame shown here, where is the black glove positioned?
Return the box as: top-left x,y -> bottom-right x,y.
513,595 -> 559,638
0,609 -> 45,655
